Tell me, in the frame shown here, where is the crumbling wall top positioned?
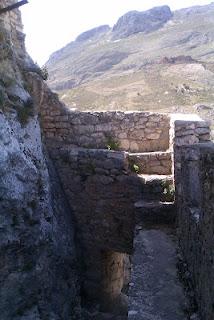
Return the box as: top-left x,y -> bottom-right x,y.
0,0 -> 25,55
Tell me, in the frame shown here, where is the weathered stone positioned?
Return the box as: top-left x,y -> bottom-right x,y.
50,110 -> 61,116
146,122 -> 157,128
130,141 -> 139,152
120,139 -> 130,150
55,115 -> 69,122
6,84 -> 31,103
43,122 -> 55,129
40,107 -> 171,152
175,135 -> 199,146
176,143 -> 214,320
55,121 -> 70,129
118,132 -> 128,139
0,8 -> 81,319
199,134 -> 210,141
147,132 -> 160,140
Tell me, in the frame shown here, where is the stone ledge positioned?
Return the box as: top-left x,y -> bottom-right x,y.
135,200 -> 175,226
128,151 -> 172,175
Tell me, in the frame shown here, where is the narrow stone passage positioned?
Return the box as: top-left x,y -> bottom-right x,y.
128,227 -> 189,320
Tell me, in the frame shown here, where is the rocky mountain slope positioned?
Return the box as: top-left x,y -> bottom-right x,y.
46,3 -> 214,119
0,2 -> 80,318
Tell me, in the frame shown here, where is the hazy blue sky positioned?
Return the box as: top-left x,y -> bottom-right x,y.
20,0 -> 212,65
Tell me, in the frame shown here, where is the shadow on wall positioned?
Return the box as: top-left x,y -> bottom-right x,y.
101,250 -> 130,315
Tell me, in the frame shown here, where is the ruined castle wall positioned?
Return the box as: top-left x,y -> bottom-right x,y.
29,73 -> 214,317
177,143 -> 214,320
41,107 -> 170,152
128,151 -> 172,175
49,147 -> 140,253
0,0 -> 23,31
49,147 -> 142,313
171,118 -> 212,320
0,1 -> 25,55
171,117 -> 211,199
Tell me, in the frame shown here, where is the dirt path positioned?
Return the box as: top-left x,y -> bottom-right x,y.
128,228 -> 189,320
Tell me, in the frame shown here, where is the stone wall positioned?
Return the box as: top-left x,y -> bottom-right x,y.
101,250 -> 129,315
0,1 -> 25,56
177,143 -> 214,320
171,115 -> 211,198
29,73 -> 214,318
128,151 -> 172,175
48,146 -> 144,315
0,1 -> 23,30
50,148 -> 142,253
5,3 -> 214,319
41,106 -> 170,152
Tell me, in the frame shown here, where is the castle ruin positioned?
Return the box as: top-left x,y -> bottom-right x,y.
0,2 -> 213,320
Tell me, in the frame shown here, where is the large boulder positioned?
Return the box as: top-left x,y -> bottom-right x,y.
112,6 -> 173,39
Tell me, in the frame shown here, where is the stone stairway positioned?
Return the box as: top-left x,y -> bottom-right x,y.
134,173 -> 175,226
135,200 -> 175,226
137,174 -> 174,201
128,150 -> 175,226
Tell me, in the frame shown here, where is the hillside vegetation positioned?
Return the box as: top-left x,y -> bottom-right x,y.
46,3 -> 214,121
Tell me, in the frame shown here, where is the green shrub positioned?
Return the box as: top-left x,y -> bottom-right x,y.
129,158 -> 140,174
132,163 -> 140,174
106,136 -> 120,150
161,180 -> 175,200
40,66 -> 49,80
25,63 -> 49,81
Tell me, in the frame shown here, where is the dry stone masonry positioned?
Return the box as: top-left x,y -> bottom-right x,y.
128,151 -> 172,175
0,0 -> 25,56
176,144 -> 214,320
47,147 -> 141,315
0,0 -> 23,31
172,115 -> 211,201
1,2 -> 214,320
31,68 -> 213,318
27,68 -> 213,318
42,110 -> 170,152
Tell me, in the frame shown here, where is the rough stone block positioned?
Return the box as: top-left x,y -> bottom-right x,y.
147,133 -> 160,140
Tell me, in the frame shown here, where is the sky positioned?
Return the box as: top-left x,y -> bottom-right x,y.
20,0 -> 212,65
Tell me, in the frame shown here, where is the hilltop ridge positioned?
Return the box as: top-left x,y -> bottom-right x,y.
112,5 -> 173,39
46,3 -> 214,118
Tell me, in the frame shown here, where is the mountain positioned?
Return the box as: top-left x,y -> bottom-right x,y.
112,6 -> 173,39
46,3 -> 214,119
76,25 -> 111,42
